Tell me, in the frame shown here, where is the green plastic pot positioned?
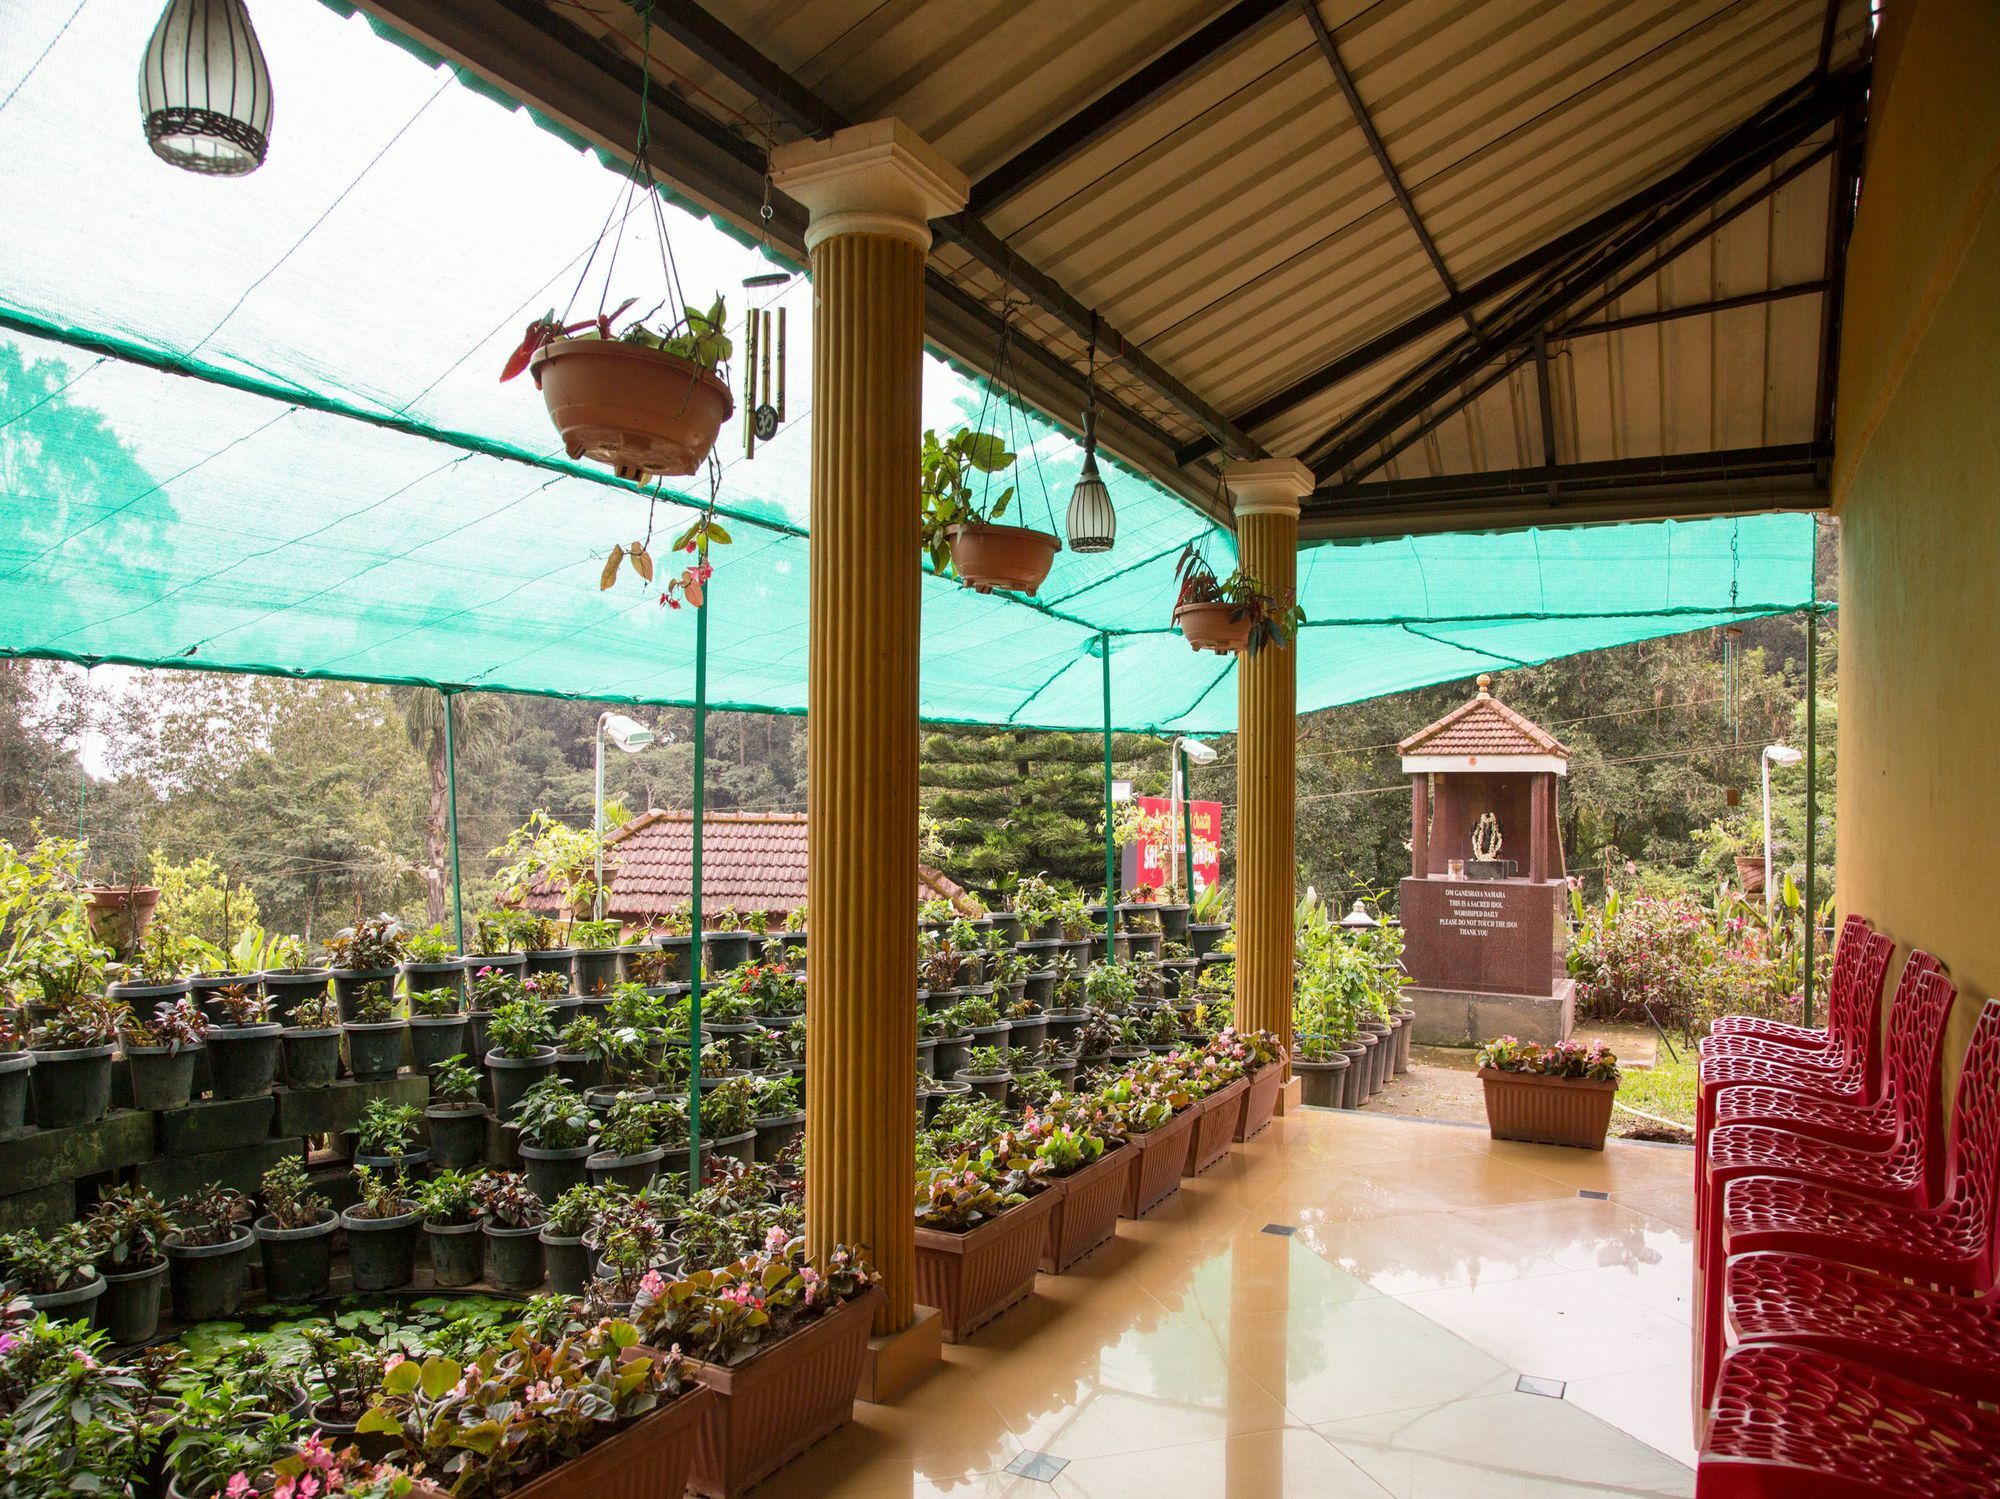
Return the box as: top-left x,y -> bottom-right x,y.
28,1045 -> 113,1127
97,1259 -> 165,1344
518,1142 -> 591,1203
540,1230 -> 589,1296
343,1020 -> 405,1082
485,1047 -> 557,1120
425,1105 -> 489,1170
124,1043 -> 199,1111
340,1206 -> 418,1292
255,1210 -> 337,1301
165,1229 -> 253,1321
205,1024 -> 282,1099
425,1219 -> 483,1288
0,1052 -> 30,1134
281,1027 -> 342,1088
482,1220 -> 546,1292
407,1015 -> 468,1075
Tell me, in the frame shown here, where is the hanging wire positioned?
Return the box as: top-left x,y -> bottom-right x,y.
971,300 -> 1059,531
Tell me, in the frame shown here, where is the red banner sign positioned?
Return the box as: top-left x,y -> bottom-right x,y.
1122,795 -> 1223,895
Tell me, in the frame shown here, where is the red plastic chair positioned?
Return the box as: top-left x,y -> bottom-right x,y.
1698,1343 -> 2000,1498
1704,914 -> 1872,1056
1695,929 -> 1896,1162
1725,1250 -> 2000,1405
1697,998 -> 2000,1412
1698,956 -> 1951,1239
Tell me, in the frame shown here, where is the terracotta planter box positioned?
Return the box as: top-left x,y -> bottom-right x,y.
684,1287 -> 881,1498
1478,1068 -> 1616,1150
915,1190 -> 1058,1343
1185,1077 -> 1249,1176
1038,1144 -> 1128,1274
404,1381 -> 710,1499
1234,1061 -> 1285,1141
1120,1108 -> 1201,1219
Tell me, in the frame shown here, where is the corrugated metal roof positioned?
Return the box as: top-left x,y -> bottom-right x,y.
516,0 -> 1871,533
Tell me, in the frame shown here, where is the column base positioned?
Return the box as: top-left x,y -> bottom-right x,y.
1272,1076 -> 1305,1116
858,1304 -> 942,1403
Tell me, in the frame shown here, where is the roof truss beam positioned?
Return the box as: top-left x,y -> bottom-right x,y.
1181,63 -> 1869,464
966,0 -> 1297,216
1298,0 -> 1476,334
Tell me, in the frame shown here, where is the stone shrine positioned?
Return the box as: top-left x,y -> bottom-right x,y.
1398,674 -> 1574,1045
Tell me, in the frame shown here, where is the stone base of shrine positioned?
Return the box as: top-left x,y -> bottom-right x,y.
1408,978 -> 1575,1048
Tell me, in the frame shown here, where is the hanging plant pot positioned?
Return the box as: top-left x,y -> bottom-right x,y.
81,884 -> 161,955
945,522 -> 1060,595
531,338 -> 733,480
1174,601 -> 1251,655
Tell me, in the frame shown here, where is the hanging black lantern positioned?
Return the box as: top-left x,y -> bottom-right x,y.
139,0 -> 273,177
1066,314 -> 1116,554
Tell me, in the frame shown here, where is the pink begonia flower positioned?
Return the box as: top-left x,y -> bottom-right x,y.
225,1476 -> 256,1499
295,1478 -> 322,1499
639,1270 -> 666,1299
764,1225 -> 789,1252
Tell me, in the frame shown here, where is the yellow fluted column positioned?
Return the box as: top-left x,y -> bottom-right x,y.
772,123 -> 967,1341
1224,460 -> 1309,1086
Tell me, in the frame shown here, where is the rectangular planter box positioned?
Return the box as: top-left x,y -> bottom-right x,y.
1039,1143 -> 1128,1274
1233,1061 -> 1285,1142
685,1286 -> 881,1498
915,1190 -> 1058,1342
438,1380 -> 712,1499
1184,1077 -> 1248,1177
1478,1067 -> 1616,1150
1119,1107 -> 1200,1220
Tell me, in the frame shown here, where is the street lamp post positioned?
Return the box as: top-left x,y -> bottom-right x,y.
594,713 -> 656,921
1762,742 -> 1804,902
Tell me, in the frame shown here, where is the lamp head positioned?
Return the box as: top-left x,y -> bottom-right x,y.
1764,743 -> 1804,767
1178,736 -> 1219,765
602,713 -> 656,753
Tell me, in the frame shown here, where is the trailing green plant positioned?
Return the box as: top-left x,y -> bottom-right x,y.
514,1077 -> 595,1151
260,1156 -> 331,1230
170,1184 -> 249,1247
356,1099 -> 423,1159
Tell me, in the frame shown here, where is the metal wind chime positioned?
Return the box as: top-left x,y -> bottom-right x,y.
738,275 -> 788,459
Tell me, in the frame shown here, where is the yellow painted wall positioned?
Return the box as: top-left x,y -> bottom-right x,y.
1835,0 -> 2000,1095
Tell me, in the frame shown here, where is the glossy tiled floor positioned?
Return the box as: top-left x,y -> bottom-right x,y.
764,1107 -> 1698,1497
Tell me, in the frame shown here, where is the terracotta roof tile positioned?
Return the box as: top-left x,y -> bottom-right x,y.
522,809 -> 968,921
1399,677 -> 1569,759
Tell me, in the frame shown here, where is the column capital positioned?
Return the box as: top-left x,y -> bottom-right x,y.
1222,458 -> 1314,518
770,119 -> 969,254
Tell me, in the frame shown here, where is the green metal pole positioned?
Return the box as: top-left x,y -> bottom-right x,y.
442,689 -> 465,954
1804,596 -> 1819,1030
1180,743 -> 1197,902
1101,634 -> 1116,929
688,550 -> 711,1188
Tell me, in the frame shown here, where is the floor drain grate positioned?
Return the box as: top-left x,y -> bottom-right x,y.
1516,1374 -> 1567,1399
1578,1189 -> 1611,1200
1261,1223 -> 1298,1236
1005,1451 -> 1070,1482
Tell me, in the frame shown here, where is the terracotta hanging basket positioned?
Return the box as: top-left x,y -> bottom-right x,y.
946,522 -> 1060,595
82,884 -> 161,956
1174,601 -> 1252,655
530,337 -> 734,481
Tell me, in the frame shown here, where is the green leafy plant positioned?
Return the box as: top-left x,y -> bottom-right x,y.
1173,545 -> 1304,656
260,1156 -> 330,1230
356,1099 -> 422,1159
914,1154 -> 1027,1231
85,1184 -> 174,1273
918,426 -> 1017,574
348,1164 -> 410,1222
700,1075 -> 757,1138
1476,1034 -> 1621,1083
486,998 -> 555,1058
594,1095 -> 668,1159
348,979 -> 398,1024
571,917 -> 622,951
324,913 -> 408,971
211,981 -> 273,1027
169,1184 -> 249,1248
468,965 -> 528,1010
515,1076 -> 595,1151
415,1169 -> 481,1227
543,1182 -> 610,1239
752,1074 -> 801,1118
472,1170 -> 545,1230
429,1054 -> 484,1111
407,981 -> 461,1018
290,991 -> 341,1031
0,1224 -> 96,1294
404,923 -> 458,964
119,993 -> 207,1050
30,992 -> 120,1050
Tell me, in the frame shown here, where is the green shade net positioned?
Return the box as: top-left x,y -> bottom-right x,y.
0,0 -> 1818,733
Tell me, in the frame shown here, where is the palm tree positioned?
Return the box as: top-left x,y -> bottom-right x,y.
392,688 -> 507,928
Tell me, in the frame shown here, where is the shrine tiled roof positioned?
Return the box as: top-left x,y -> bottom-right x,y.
1399,676 -> 1569,759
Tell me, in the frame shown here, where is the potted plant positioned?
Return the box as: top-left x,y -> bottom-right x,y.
572,917 -> 628,996
341,980 -> 405,1083
164,1183 -> 253,1321
244,924 -> 327,1028
0,1014 -> 31,1135
118,993 -> 207,1110
701,907 -> 755,974
485,998 -> 558,1119
79,875 -> 161,956
280,990 -> 343,1088
516,1075 -> 598,1201
588,1093 -> 670,1191
506,292 -> 735,480
406,974 -> 470,1074
340,1164 -> 419,1293
83,1184 -> 173,1341
324,913 -> 408,1021
424,1053 -> 490,1170
1476,1035 -> 1622,1149
204,983 -> 283,1099
750,1075 -> 804,1163
913,1152 -> 1055,1342
399,921 -> 466,1003
952,1044 -> 1016,1108
1171,545 -> 1303,656
1220,1028 -> 1288,1141
294,1325 -> 392,1447
918,425 -> 1060,595
633,1238 -> 880,1498
1027,1112 -> 1128,1274
466,963 -> 526,1062
1101,1071 -> 1200,1219
27,992 -> 119,1127
354,1097 -> 428,1175
473,1169 -> 547,1292
253,1155 -> 337,1301
539,1182 -> 608,1296
415,1168 -> 484,1287
0,1223 -> 104,1320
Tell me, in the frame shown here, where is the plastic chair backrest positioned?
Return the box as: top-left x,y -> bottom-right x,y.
1942,999 -> 2000,1278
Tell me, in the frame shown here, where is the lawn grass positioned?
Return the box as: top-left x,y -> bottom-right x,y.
1617,1047 -> 1697,1128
